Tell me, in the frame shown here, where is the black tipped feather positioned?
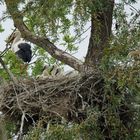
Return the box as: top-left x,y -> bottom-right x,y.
16,43 -> 32,63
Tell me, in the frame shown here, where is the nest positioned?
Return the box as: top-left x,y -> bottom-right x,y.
0,71 -> 104,125
0,70 -> 135,140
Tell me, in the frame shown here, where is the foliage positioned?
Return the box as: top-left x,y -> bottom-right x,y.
5,121 -> 17,139
22,105 -> 140,140
0,24 -> 4,32
101,0 -> 140,95
23,0 -> 90,38
23,119 -> 102,140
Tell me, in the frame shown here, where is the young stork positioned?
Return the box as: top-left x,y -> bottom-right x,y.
37,65 -> 50,79
36,64 -> 63,79
50,64 -> 63,78
8,30 -> 32,74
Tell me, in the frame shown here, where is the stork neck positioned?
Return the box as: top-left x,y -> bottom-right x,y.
12,35 -> 21,45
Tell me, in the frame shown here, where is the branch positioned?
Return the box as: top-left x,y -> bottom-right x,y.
4,0 -> 85,72
0,45 -> 11,57
0,57 -> 17,85
124,2 -> 140,14
17,111 -> 25,140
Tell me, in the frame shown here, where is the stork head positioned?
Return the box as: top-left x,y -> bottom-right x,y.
6,30 -> 21,45
50,64 -> 63,77
42,65 -> 49,72
51,64 -> 58,70
42,65 -> 57,74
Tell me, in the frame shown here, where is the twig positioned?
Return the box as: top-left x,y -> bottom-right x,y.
74,35 -> 88,45
73,26 -> 91,42
125,2 -> 140,14
12,83 -> 27,140
0,15 -> 11,22
0,57 -> 17,85
0,46 -> 11,57
17,111 -> 25,140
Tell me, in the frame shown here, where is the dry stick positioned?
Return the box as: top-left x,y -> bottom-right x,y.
12,85 -> 26,140
0,46 -> 11,57
0,57 -> 17,85
17,111 -> 25,140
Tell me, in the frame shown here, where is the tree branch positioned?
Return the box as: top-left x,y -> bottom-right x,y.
0,57 -> 17,85
4,0 -> 85,72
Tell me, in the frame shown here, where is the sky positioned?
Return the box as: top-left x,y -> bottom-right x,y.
0,0 -> 140,70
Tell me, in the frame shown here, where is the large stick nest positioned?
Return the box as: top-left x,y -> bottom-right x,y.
0,71 -> 104,124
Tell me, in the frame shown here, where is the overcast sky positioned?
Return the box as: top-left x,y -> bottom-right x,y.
0,0 -> 140,65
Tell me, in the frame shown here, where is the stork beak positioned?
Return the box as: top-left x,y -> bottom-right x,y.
7,33 -> 15,43
5,30 -> 16,46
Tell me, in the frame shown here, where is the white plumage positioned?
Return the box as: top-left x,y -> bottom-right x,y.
37,65 -> 50,79
65,70 -> 79,78
37,64 -> 64,79
50,64 -> 63,78
11,39 -> 23,52
8,30 -> 32,63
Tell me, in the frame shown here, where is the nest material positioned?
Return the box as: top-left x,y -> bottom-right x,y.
0,70 -> 135,140
0,71 -> 103,124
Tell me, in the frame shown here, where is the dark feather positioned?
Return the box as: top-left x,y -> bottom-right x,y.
16,43 -> 32,63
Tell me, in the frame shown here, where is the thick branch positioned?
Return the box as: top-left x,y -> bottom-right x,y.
4,0 -> 84,72
85,0 -> 114,67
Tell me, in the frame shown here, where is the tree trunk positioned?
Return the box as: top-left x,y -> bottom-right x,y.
85,0 -> 114,67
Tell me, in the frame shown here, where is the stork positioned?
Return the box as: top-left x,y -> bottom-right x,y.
37,64 -> 63,79
36,65 -> 50,79
50,64 -> 63,78
7,30 -> 32,74
65,70 -> 79,78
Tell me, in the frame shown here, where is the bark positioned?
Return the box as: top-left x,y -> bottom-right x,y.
85,0 -> 114,67
4,0 -> 84,72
